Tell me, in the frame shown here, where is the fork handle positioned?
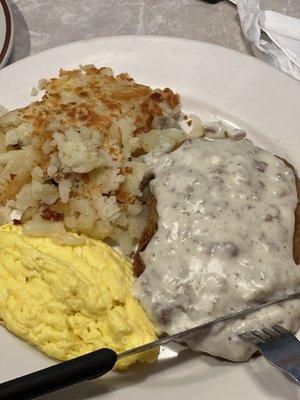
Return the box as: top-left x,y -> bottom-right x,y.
0,348 -> 117,400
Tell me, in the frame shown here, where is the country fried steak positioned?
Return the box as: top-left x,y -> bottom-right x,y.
133,155 -> 300,276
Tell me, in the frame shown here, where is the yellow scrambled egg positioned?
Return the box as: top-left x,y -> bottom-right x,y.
0,225 -> 157,369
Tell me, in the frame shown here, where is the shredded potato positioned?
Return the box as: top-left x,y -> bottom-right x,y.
0,66 -> 188,254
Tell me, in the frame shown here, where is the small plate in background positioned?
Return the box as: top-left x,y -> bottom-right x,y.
0,0 -> 13,68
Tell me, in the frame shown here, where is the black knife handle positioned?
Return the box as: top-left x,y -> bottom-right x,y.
0,348 -> 117,400
202,0 -> 222,3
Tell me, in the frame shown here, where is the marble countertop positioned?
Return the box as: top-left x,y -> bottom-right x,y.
8,0 -> 300,64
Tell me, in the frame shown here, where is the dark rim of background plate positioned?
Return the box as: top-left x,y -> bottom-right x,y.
0,0 -> 12,66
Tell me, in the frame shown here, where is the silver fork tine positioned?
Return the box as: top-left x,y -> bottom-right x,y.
272,324 -> 289,335
261,327 -> 280,339
250,331 -> 268,343
239,332 -> 262,345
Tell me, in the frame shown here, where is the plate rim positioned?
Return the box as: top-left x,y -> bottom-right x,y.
0,0 -> 13,68
1,34 -> 299,89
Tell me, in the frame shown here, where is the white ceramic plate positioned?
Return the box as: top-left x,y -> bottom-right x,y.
0,0 -> 13,68
0,36 -> 300,400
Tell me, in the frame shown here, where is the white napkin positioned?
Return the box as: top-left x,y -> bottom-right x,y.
236,0 -> 300,80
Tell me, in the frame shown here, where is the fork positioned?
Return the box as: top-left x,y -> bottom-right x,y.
240,325 -> 300,384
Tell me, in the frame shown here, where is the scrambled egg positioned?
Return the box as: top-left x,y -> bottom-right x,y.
0,225 -> 158,369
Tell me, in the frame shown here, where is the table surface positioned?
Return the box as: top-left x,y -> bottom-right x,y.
7,0 -> 300,64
